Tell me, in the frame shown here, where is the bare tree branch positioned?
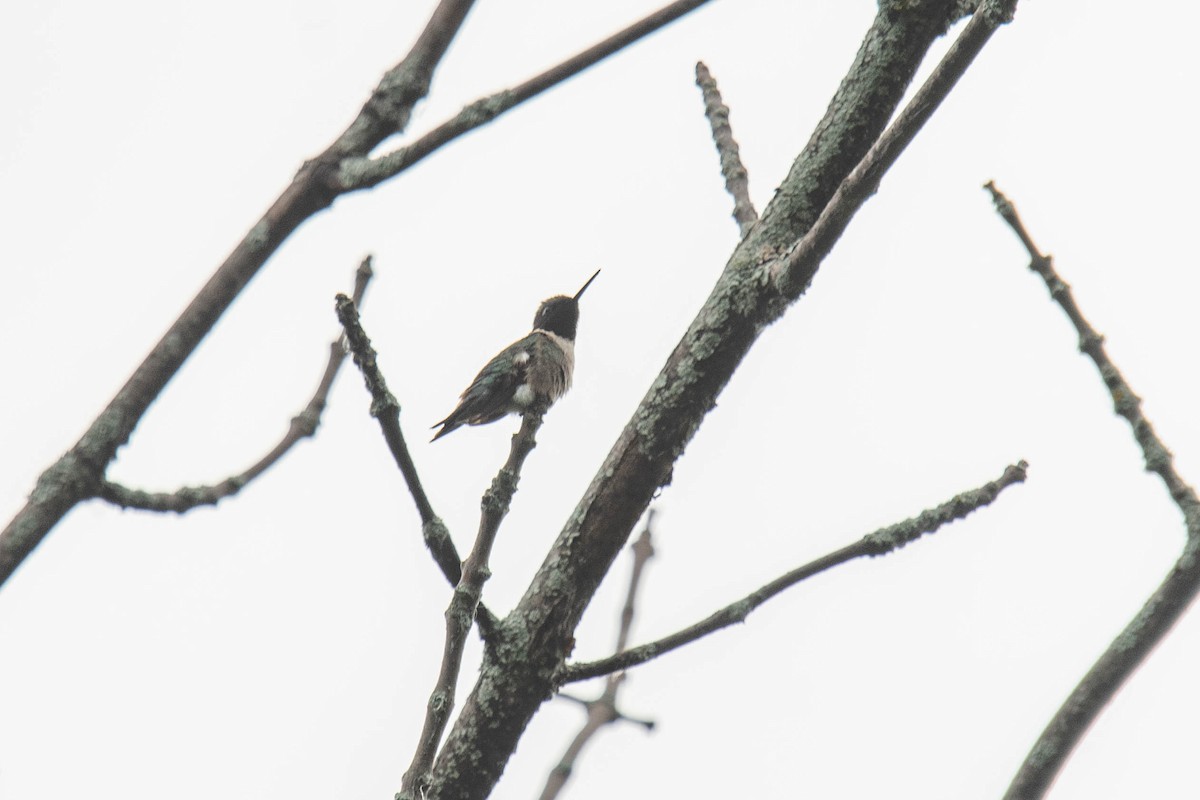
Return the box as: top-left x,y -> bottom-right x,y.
334,293 -> 499,636
560,461 -> 1027,684
335,295 -> 437,526
0,0 -> 479,588
985,183 -> 1200,528
985,182 -> 1200,800
423,4 -> 1021,797
617,513 -> 656,653
96,258 -> 374,514
400,408 -> 548,800
0,0 -> 715,588
540,513 -> 657,800
773,0 -> 1018,298
353,0 -> 479,140
343,0 -> 716,191
694,62 -> 757,237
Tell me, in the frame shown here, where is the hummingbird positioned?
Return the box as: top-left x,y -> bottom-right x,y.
431,269 -> 600,441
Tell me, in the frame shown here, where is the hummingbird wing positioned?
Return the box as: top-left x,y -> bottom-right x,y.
430,339 -> 529,441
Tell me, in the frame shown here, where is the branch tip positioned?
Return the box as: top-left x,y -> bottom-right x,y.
694,59 -> 757,236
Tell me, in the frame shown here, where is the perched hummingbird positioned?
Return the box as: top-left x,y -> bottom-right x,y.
431,270 -> 600,441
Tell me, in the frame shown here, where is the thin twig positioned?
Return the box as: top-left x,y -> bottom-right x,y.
334,293 -> 500,637
540,513 -> 658,800
985,183 -> 1200,800
694,62 -> 757,237
984,183 -> 1200,529
560,462 -> 1027,684
335,296 -> 438,529
400,408 -> 547,800
341,0 -> 716,191
96,258 -> 374,514
772,0 -> 1019,298
617,513 -> 656,653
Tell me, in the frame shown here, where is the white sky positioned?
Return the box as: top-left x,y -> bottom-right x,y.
2,2 -> 1199,799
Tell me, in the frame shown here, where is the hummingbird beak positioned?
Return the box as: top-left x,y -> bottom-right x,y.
573,269 -> 601,301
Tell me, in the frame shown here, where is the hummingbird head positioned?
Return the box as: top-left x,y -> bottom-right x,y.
532,269 -> 600,341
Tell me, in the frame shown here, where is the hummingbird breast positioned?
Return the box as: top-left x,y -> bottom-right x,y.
521,329 -> 573,406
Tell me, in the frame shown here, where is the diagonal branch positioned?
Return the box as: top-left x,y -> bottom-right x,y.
96,257 -> 374,514
540,513 -> 657,800
0,0 -> 479,589
560,462 -> 1027,683
985,183 -> 1200,800
984,183 -> 1200,528
772,0 -> 1018,298
333,293 -> 498,635
351,0 -> 478,140
424,4 -> 1022,797
695,61 -> 757,237
335,296 -> 439,534
342,0 -> 716,191
399,407 -> 547,800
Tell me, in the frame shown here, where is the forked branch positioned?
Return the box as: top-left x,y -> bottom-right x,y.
773,0 -> 1018,298
0,0 -> 479,588
399,408 -> 547,799
344,0 -> 717,191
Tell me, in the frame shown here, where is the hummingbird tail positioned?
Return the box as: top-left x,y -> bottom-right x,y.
430,417 -> 462,442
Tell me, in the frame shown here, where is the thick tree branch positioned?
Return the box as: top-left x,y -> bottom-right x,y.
342,0 -> 716,191
540,514 -> 657,800
334,294 -> 499,635
773,0 -> 1017,297
985,183 -> 1200,800
0,0 -> 478,588
350,0 -> 477,141
399,408 -> 546,800
96,257 -> 374,514
561,462 -> 1027,683
694,62 -> 757,237
423,4 -> 1020,798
